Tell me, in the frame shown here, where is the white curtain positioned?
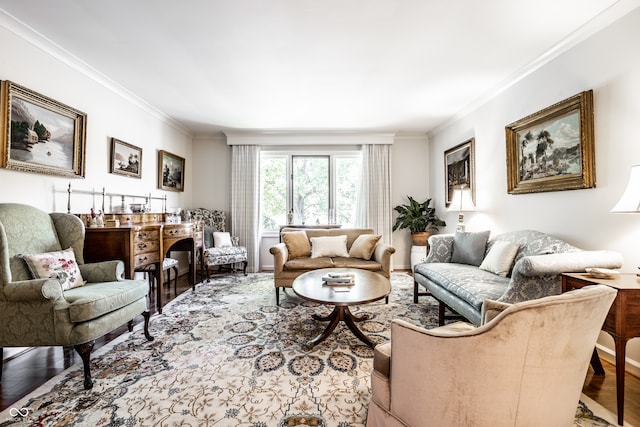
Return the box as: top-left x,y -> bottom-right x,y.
231,145 -> 260,273
355,144 -> 393,245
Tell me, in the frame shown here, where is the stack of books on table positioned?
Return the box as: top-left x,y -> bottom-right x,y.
322,273 -> 355,289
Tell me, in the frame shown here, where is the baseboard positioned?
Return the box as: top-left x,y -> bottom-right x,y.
596,343 -> 640,378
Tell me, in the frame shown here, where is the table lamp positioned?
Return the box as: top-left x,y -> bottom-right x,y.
611,165 -> 640,213
611,165 -> 640,275
449,185 -> 475,232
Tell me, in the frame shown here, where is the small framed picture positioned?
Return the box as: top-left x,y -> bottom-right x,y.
505,90 -> 595,194
158,150 -> 185,192
110,138 -> 142,178
444,138 -> 475,207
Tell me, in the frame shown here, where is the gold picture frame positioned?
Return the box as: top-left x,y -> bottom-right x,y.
0,80 -> 86,177
506,90 -> 594,194
110,138 -> 142,178
158,150 -> 185,192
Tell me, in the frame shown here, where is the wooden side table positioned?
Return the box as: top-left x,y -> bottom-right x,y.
562,272 -> 640,425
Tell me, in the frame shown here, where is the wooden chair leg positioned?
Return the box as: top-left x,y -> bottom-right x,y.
142,310 -> 154,341
276,287 -> 280,305
74,341 -> 95,390
242,260 -> 248,275
172,266 -> 178,295
0,347 -> 3,381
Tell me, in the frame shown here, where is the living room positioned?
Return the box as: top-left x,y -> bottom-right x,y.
1,1 -> 640,425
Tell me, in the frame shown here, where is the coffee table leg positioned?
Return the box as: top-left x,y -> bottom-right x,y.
344,307 -> 375,348
305,306 -> 376,350
305,306 -> 341,351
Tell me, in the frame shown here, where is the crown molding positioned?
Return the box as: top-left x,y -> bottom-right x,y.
224,130 -> 396,145
0,9 -> 192,137
428,0 -> 640,138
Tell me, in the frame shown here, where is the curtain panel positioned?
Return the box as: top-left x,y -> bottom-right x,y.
231,145 -> 260,273
356,144 -> 393,245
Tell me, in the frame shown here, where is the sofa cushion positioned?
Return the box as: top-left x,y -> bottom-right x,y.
479,240 -> 520,277
451,231 -> 490,266
415,263 -> 509,311
348,234 -> 381,260
284,257 -> 334,270
332,257 -> 382,271
282,231 -> 311,259
63,279 -> 148,323
310,235 -> 349,258
21,248 -> 85,290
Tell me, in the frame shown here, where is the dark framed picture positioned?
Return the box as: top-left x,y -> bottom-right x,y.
505,90 -> 595,194
158,150 -> 185,192
444,138 -> 475,207
110,138 -> 142,178
0,80 -> 86,177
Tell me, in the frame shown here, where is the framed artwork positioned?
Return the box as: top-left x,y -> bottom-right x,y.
0,80 -> 86,177
505,90 -> 594,194
444,138 -> 475,207
158,150 -> 185,192
110,138 -> 142,178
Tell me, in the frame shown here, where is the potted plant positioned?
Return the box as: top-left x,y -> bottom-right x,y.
392,196 -> 446,246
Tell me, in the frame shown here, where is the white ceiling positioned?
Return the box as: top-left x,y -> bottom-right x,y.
0,0 -> 632,136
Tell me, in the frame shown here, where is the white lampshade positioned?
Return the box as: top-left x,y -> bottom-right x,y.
611,165 -> 640,213
449,186 -> 475,232
449,186 -> 475,212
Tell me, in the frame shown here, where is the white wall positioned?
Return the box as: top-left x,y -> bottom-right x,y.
427,7 -> 640,369
191,136 -> 231,212
391,134 -> 431,269
0,19 -> 194,213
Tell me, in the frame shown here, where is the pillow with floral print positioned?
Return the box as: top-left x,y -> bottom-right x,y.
21,248 -> 85,290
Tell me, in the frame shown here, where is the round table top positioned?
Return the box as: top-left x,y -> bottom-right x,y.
292,268 -> 391,306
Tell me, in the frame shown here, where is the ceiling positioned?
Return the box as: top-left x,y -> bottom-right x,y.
0,0 -> 630,137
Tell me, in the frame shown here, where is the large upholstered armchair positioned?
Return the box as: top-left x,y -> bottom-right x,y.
0,203 -> 153,389
367,285 -> 617,427
191,208 -> 248,279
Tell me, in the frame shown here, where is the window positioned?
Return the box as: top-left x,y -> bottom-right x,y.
260,151 -> 362,232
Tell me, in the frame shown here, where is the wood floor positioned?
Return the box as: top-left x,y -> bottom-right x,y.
2,275 -> 640,426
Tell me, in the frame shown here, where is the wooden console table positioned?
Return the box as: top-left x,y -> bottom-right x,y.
83,213 -> 203,314
562,272 -> 640,425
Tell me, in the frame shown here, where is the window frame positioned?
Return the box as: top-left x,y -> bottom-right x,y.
260,148 -> 361,236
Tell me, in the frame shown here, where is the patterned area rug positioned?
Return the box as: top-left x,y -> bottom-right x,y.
0,273 -> 618,426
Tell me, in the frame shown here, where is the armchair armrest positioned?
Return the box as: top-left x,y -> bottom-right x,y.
498,250 -> 623,304
269,243 -> 288,275
514,250 -> 623,276
423,234 -> 454,263
372,243 -> 396,276
4,278 -> 63,302
79,260 -> 126,283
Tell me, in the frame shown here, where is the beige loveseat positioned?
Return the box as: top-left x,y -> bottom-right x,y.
270,228 -> 395,305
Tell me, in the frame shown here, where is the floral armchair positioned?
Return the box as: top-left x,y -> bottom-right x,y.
191,208 -> 248,279
0,203 -> 153,390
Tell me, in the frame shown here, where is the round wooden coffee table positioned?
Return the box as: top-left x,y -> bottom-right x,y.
292,268 -> 391,350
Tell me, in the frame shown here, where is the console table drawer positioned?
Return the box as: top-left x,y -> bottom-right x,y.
134,252 -> 160,268
134,228 -> 160,242
134,239 -> 160,254
163,224 -> 193,238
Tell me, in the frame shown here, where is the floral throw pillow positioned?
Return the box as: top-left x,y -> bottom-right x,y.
21,248 -> 85,290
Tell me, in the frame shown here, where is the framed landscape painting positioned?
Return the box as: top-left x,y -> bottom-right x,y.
0,80 -> 86,177
110,138 -> 142,178
505,90 -> 595,194
444,138 -> 475,207
158,150 -> 185,192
